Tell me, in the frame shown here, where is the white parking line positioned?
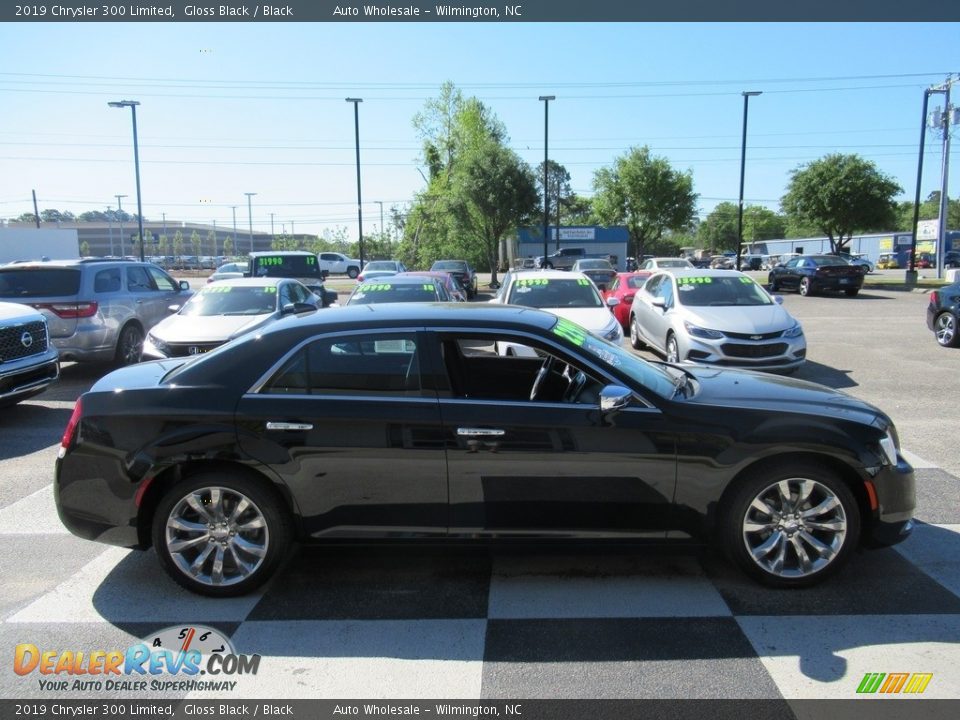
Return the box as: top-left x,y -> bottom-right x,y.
0,484 -> 68,535
901,449 -> 938,469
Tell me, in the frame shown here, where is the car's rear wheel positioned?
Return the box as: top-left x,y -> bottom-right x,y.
799,277 -> 814,296
721,462 -> 859,588
152,472 -> 291,597
768,276 -> 779,291
347,266 -> 359,279
629,315 -> 645,349
934,311 -> 960,348
114,324 -> 143,365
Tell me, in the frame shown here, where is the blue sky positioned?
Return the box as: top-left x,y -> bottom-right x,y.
0,21 -> 956,239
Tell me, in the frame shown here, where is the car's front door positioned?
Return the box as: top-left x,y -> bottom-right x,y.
428,331 -> 676,538
236,329 -> 448,538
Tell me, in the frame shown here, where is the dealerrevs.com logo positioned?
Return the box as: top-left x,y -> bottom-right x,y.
856,672 -> 933,694
13,625 -> 260,693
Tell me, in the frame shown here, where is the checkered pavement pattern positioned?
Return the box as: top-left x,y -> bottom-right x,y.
1,462 -> 958,702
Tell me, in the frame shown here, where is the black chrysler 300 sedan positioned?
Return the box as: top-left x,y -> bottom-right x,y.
55,303 -> 915,596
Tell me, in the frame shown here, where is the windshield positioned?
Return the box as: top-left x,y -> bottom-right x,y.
348,282 -> 437,304
507,278 -> 603,308
654,259 -> 691,267
181,285 -> 278,316
577,260 -> 612,270
432,261 -> 467,272
811,256 -> 849,267
675,276 -> 773,307
364,261 -> 398,271
253,255 -> 321,279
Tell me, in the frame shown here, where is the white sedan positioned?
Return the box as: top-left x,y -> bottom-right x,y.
629,269 -> 806,372
490,269 -> 623,355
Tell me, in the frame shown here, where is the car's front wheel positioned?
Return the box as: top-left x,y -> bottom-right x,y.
347,266 -> 359,279
768,275 -> 779,291
934,311 -> 960,348
629,315 -> 645,349
665,333 -> 680,363
152,472 -> 292,597
799,277 -> 814,296
721,462 -> 860,588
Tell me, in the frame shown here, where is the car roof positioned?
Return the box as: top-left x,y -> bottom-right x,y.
508,269 -> 588,281
248,250 -> 314,257
358,274 -> 430,284
203,277 -> 290,288
654,268 -> 747,279
289,303 -> 559,331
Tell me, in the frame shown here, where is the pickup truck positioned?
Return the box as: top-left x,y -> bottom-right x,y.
317,251 -> 362,279
535,247 -> 617,271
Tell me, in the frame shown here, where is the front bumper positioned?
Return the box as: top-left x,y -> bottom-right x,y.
0,351 -> 59,404
864,454 -> 915,547
678,332 -> 807,371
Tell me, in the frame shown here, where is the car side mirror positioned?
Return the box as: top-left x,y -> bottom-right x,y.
167,304 -> 181,314
606,296 -> 620,307
774,295 -> 784,305
285,302 -> 316,315
179,280 -> 190,291
652,298 -> 666,309
599,385 -> 633,415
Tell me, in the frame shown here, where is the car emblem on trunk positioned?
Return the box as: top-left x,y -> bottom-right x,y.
21,331 -> 33,348
188,346 -> 201,354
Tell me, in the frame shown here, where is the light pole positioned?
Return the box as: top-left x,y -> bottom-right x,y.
269,212 -> 275,239
346,98 -> 365,267
736,91 -> 762,272
115,194 -> 127,257
244,192 -> 256,255
107,206 -> 114,256
231,206 -> 238,255
376,200 -> 385,244
108,100 -> 145,261
539,95 -> 555,267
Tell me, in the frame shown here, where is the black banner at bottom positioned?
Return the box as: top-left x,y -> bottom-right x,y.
3,699 -> 959,720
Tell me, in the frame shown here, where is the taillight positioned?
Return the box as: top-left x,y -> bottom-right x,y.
623,294 -> 635,303
34,302 -> 98,319
61,398 -> 83,450
930,291 -> 939,305
357,274 -> 364,282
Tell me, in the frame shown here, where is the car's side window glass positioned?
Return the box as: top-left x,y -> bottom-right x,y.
262,333 -> 420,396
440,335 -> 604,405
126,266 -> 152,291
146,266 -> 178,291
786,258 -> 800,269
644,275 -> 662,297
94,268 -> 122,293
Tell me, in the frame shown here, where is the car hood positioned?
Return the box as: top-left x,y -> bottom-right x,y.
150,313 -> 274,343
548,307 -> 616,333
0,301 -> 41,322
685,366 -> 885,427
682,303 -> 796,333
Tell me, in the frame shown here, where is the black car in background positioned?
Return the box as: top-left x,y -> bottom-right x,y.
55,304 -> 914,596
344,274 -> 452,304
247,251 -> 338,307
768,255 -> 866,297
926,281 -> 960,348
430,260 -> 477,299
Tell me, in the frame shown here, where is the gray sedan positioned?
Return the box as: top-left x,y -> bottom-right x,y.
628,269 -> 806,372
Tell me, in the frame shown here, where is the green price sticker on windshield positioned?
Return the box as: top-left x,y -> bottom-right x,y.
422,284 -> 435,291
517,278 -> 549,287
204,286 -> 232,293
677,277 -> 713,284
577,278 -> 591,286
361,283 -> 393,292
552,317 -> 587,347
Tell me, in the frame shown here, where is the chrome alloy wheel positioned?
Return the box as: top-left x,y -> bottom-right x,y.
935,312 -> 957,347
741,478 -> 847,579
164,486 -> 269,588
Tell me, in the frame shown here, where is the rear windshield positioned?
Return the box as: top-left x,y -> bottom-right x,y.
432,261 -> 467,272
811,256 -> 848,267
0,268 -> 82,298
252,255 -> 321,278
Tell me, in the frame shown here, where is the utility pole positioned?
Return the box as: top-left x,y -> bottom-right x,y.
932,76 -> 955,279
115,194 -> 128,257
269,212 -> 275,239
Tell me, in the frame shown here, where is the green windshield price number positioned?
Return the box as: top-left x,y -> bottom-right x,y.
577,278 -> 591,286
422,284 -> 435,291
361,284 -> 394,292
258,256 -> 315,266
552,317 -> 587,347
204,286 -> 233,293
678,277 -> 713,284
739,277 -> 754,284
263,286 -> 277,293
517,278 -> 549,287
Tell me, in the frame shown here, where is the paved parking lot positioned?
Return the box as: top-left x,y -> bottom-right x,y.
0,286 -> 958,703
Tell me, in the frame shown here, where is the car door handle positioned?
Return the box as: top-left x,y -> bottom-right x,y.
265,421 -> 314,431
457,428 -> 506,437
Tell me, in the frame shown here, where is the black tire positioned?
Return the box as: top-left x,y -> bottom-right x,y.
844,288 -> 860,297
768,275 -> 779,292
720,461 -> 860,588
934,311 -> 960,348
347,266 -> 359,279
665,332 -> 680,363
544,262 -> 553,270
799,277 -> 814,297
151,471 -> 292,597
629,315 -> 645,350
114,323 -> 143,366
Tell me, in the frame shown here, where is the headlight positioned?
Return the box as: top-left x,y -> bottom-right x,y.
146,333 -> 169,354
683,321 -> 724,339
601,319 -> 623,342
878,429 -> 898,465
783,323 -> 804,338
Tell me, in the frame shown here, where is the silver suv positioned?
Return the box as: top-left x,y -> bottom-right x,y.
0,259 -> 191,365
0,301 -> 59,406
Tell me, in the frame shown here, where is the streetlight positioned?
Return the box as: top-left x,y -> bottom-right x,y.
115,194 -> 127,257
376,200 -> 385,244
346,98 -> 365,267
736,91 -> 762,272
108,100 -> 145,261
539,96 -> 555,267
244,192 -> 257,255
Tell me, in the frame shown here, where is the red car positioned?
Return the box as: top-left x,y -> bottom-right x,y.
602,271 -> 651,330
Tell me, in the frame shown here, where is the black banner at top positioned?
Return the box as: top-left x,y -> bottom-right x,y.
4,0 -> 960,22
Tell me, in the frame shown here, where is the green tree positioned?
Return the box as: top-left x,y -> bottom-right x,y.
697,201 -> 739,252
557,194 -> 597,226
222,236 -> 234,257
15,212 -> 37,224
781,154 -> 902,253
80,240 -> 90,257
743,206 -> 787,242
39,209 -> 76,222
897,193 -> 960,231
157,234 -> 169,258
172,230 -> 185,262
592,146 -> 698,259
207,230 -> 217,258
189,230 -> 202,261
